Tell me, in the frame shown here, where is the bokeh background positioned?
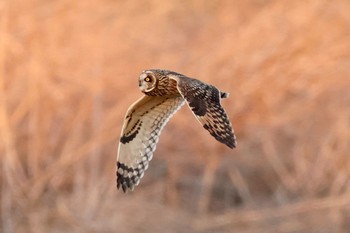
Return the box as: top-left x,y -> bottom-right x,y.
1,0 -> 350,232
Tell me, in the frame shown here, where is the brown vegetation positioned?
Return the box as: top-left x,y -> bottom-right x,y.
1,0 -> 350,232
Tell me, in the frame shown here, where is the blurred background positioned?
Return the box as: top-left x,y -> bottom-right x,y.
1,0 -> 350,232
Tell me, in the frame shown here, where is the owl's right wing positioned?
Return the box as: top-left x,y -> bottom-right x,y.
170,75 -> 236,149
117,95 -> 185,192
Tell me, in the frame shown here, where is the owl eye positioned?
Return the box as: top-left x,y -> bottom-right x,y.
144,76 -> 152,82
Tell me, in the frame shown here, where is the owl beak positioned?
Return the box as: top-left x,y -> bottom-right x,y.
139,73 -> 147,87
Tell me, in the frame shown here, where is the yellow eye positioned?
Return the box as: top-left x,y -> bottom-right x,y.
144,77 -> 151,82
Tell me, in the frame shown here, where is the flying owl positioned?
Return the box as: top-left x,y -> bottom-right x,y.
117,69 -> 236,192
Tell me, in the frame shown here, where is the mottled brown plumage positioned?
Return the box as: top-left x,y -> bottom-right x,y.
117,69 -> 236,192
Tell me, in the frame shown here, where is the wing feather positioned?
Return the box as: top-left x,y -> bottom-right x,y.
117,95 -> 185,192
169,75 -> 236,149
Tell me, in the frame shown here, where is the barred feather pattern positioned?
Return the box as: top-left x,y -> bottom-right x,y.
169,74 -> 236,148
117,95 -> 185,192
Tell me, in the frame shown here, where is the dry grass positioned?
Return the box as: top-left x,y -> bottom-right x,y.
1,0 -> 350,232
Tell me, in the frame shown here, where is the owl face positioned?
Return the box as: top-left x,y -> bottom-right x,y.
139,71 -> 157,93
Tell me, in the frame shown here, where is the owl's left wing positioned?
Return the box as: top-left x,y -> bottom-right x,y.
169,75 -> 236,149
117,95 -> 185,192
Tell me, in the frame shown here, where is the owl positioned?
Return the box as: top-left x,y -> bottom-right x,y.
117,69 -> 236,192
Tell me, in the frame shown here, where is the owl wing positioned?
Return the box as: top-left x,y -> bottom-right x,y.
117,95 -> 185,192
169,76 -> 236,149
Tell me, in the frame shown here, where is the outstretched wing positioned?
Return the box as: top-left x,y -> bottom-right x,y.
169,75 -> 236,149
117,95 -> 185,192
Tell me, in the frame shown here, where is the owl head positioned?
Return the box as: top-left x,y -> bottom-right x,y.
139,71 -> 157,93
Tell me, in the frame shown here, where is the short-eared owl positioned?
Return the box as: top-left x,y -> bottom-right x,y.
117,69 -> 236,192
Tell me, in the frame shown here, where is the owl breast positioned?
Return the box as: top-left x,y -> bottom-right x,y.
146,77 -> 180,97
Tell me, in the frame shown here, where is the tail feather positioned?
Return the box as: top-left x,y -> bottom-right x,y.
220,92 -> 229,98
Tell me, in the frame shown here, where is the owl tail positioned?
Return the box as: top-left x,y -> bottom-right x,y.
220,91 -> 229,99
